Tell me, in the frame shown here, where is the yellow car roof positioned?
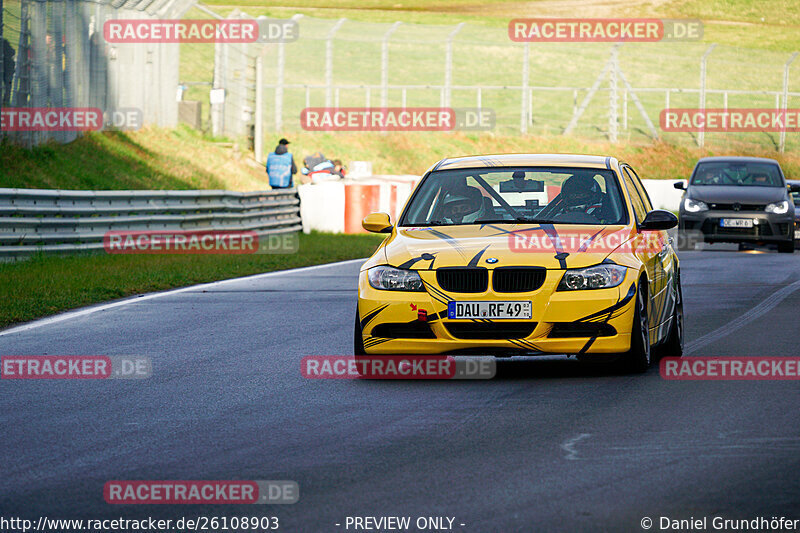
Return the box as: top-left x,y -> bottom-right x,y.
434,153 -> 618,171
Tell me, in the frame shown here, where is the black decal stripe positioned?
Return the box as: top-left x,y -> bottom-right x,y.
514,338 -> 539,349
468,244 -> 491,267
577,336 -> 598,355
360,304 -> 389,330
423,281 -> 453,305
508,339 -> 541,351
363,336 -> 392,346
398,257 -> 425,269
576,283 -> 636,322
577,228 -> 606,253
398,252 -> 439,270
425,281 -> 454,303
540,223 -> 570,269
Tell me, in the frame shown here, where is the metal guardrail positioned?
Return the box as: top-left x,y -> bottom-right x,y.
0,188 -> 302,258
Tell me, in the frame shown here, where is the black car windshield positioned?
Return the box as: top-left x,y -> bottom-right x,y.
691,161 -> 783,187
400,167 -> 629,226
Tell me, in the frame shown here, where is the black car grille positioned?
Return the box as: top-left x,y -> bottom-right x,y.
549,323 -> 617,338
492,267 -> 546,293
445,322 -> 537,340
708,203 -> 765,212
436,268 -> 488,293
370,322 -> 436,339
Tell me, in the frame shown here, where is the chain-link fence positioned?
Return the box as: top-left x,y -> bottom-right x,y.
1,0 -> 194,148
4,2 -> 799,153
190,9 -> 800,155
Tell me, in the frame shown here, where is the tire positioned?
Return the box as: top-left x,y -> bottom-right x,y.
676,225 -> 700,252
354,309 -> 366,356
654,277 -> 683,359
778,241 -> 795,254
353,309 -> 373,376
614,281 -> 651,374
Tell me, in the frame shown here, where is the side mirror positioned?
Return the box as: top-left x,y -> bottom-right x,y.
640,209 -> 678,231
362,212 -> 393,234
673,181 -> 686,190
788,183 -> 800,193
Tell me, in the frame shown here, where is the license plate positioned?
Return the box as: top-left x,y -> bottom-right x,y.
795,229 -> 800,239
448,301 -> 532,320
720,218 -> 754,228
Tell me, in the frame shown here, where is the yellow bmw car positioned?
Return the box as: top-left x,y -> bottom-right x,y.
355,154 -> 683,372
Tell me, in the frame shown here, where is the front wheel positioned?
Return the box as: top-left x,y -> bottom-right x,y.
354,309 -> 366,356
614,282 -> 651,374
778,241 -> 795,254
654,277 -> 683,359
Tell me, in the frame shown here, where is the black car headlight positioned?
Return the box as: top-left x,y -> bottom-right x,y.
368,266 -> 425,292
557,264 -> 628,291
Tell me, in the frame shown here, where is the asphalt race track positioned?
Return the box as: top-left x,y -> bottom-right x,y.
2,248 -> 800,531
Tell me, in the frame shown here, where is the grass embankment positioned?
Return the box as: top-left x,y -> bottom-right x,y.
0,232 -> 384,329
0,125 -> 270,190
5,127 -> 800,191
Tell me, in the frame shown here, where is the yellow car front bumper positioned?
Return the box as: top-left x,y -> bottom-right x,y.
357,269 -> 638,355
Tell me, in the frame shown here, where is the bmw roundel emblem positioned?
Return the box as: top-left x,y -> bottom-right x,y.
486,257 -> 499,264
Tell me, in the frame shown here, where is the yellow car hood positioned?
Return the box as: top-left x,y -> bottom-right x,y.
382,224 -> 634,270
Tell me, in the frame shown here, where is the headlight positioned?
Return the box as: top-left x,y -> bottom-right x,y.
765,200 -> 790,214
684,198 -> 709,213
368,266 -> 425,292
557,264 -> 628,291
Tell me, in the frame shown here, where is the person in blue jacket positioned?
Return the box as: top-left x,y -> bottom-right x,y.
266,138 -> 298,189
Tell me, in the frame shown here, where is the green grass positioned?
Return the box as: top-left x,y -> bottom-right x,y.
0,232 -> 384,329
0,125 -> 269,190
7,127 -> 800,191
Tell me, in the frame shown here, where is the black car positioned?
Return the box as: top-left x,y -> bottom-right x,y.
675,156 -> 797,253
790,180 -> 800,249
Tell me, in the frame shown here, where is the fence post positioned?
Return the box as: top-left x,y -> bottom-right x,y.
0,0 -> 4,128
444,22 -> 464,108
381,22 -> 401,107
275,40 -> 284,131
521,41 -> 529,133
622,89 -> 628,131
698,44 -> 716,148
608,45 -> 619,143
325,18 -> 346,108
780,52 -> 798,153
254,51 -> 263,163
